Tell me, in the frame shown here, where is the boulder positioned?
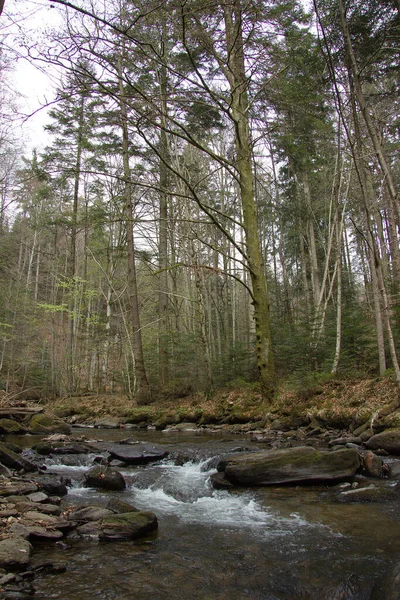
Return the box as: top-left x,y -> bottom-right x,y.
221,447 -> 361,486
84,465 -> 126,491
104,442 -> 168,465
30,474 -> 69,496
362,451 -> 384,477
0,442 -> 37,472
366,429 -> 400,455
28,414 -> 71,435
210,472 -> 234,490
0,537 -> 32,568
99,511 -> 158,541
0,418 -> 26,435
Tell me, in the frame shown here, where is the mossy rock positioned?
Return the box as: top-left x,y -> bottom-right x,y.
28,413 -> 71,435
0,418 -> 26,434
221,447 -> 361,486
99,510 -> 158,541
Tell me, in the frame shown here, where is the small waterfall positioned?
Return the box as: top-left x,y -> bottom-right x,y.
126,459 -> 305,531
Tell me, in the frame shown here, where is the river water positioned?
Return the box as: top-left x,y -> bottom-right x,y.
19,429 -> 400,599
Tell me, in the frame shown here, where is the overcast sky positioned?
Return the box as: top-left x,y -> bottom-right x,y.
2,0 -> 63,153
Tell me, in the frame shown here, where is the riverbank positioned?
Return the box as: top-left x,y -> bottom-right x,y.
42,375 -> 400,434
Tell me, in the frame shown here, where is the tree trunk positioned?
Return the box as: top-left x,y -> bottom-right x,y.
118,55 -> 151,405
223,1 -> 275,400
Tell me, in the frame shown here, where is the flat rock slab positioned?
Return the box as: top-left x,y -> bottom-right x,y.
92,442 -> 169,465
0,481 -> 39,497
109,443 -> 169,464
221,446 -> 361,486
0,537 -> 32,568
367,429 -> 400,455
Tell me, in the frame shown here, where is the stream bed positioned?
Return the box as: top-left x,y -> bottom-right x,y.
14,429 -> 400,599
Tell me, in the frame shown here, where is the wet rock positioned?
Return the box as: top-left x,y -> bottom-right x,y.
388,461 -> 400,479
99,511 -> 158,541
221,447 -> 361,486
33,442 -> 92,456
103,442 -> 168,465
339,484 -> 399,502
31,561 -> 67,575
362,451 -> 384,478
84,465 -> 126,491
28,414 -> 71,436
0,419 -> 26,435
210,472 -> 234,490
29,474 -> 69,497
0,538 -> 32,569
366,429 -> 400,455
0,443 -> 37,473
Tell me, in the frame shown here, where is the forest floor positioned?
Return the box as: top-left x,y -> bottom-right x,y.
42,375 -> 400,433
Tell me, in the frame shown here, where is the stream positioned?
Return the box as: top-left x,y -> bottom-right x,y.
14,429 -> 400,599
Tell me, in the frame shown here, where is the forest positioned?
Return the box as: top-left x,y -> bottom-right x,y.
0,0 -> 399,406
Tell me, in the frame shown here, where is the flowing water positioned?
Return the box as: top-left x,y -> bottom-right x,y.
17,429 -> 400,599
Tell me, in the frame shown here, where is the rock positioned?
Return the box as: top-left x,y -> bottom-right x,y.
388,461 -> 400,479
0,538 -> 32,568
104,443 -> 168,465
221,447 -> 361,486
362,451 -> 384,477
28,414 -> 71,436
366,429 -> 400,455
339,484 -> 399,503
26,492 -> 48,504
26,526 -> 64,541
0,419 -> 26,435
84,466 -> 126,491
30,475 -> 69,496
0,481 -> 39,497
94,417 -> 120,429
0,443 -> 37,473
67,506 -> 114,523
210,472 -> 234,490
0,463 -> 12,477
99,511 -> 158,541
166,422 -> 197,431
33,442 -> 92,455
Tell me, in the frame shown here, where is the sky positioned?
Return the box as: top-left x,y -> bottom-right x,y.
1,0 -> 63,153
